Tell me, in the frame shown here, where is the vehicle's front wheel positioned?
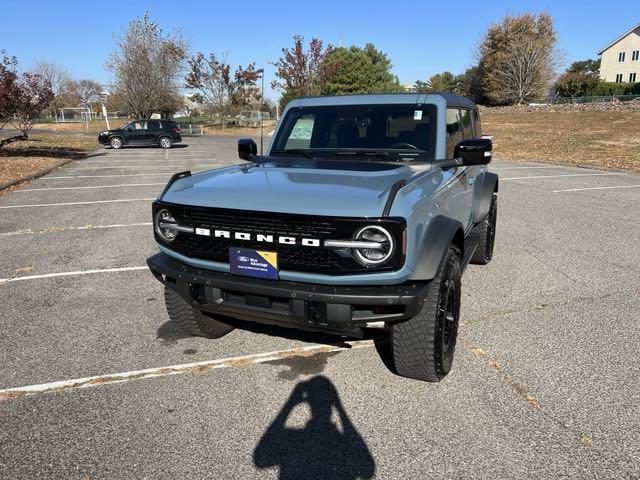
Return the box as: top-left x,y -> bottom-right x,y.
471,193 -> 497,265
164,286 -> 235,339
389,245 -> 461,382
109,137 -> 123,149
159,136 -> 173,149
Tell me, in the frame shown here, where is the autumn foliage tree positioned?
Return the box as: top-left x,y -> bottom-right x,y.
479,12 -> 560,105
186,52 -> 260,116
0,51 -> 53,142
0,51 -> 19,129
108,12 -> 187,118
271,36 -> 335,111
11,73 -> 54,136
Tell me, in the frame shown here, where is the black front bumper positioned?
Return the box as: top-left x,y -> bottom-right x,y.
147,253 -> 428,337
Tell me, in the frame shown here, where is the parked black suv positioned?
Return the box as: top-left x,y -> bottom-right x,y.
98,119 -> 182,149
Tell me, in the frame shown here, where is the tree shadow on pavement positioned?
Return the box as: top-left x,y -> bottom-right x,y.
253,375 -> 375,480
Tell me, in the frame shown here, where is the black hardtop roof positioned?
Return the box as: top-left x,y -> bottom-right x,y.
294,92 -> 477,109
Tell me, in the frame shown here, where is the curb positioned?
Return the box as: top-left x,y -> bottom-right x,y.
0,156 -> 78,193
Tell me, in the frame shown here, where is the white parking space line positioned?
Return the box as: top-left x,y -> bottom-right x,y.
501,172 -> 625,181
0,198 -> 154,209
17,183 -> 165,192
0,341 -> 374,401
69,164 -> 218,170
0,222 -> 151,236
47,173 -> 172,179
0,266 -> 148,285
82,158 -> 219,163
491,165 -> 561,170
553,184 -> 640,193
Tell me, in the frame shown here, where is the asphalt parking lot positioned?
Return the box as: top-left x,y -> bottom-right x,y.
0,135 -> 639,479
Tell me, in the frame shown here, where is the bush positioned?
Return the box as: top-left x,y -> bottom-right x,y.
589,82 -> 640,96
555,72 -> 599,98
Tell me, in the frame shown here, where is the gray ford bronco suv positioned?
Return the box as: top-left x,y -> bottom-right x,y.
147,93 -> 498,381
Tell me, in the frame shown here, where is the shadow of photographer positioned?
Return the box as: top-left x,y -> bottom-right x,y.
254,375 -> 375,480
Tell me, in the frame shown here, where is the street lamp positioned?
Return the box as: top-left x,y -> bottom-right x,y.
256,68 -> 265,155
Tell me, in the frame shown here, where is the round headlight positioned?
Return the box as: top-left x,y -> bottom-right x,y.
353,225 -> 394,266
155,209 -> 178,242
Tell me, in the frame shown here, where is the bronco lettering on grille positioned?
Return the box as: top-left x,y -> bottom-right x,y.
205,229 -> 322,247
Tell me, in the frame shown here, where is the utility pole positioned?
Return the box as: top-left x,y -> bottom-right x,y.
256,68 -> 265,155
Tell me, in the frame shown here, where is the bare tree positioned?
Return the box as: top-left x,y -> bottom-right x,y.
185,52 -> 260,117
478,13 -> 560,105
32,60 -> 72,120
69,79 -> 102,111
107,11 -> 187,118
489,40 -> 558,104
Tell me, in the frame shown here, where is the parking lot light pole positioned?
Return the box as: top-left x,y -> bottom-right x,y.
257,68 -> 264,154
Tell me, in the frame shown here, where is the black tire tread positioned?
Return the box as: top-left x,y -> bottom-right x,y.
391,245 -> 461,382
471,193 -> 497,265
164,287 -> 234,339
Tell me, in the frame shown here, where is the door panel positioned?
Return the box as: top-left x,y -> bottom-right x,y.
145,120 -> 162,144
126,121 -> 147,144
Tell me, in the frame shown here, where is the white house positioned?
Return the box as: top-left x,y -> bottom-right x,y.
598,23 -> 640,83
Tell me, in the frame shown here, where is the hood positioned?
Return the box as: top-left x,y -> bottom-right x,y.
161,159 -> 431,218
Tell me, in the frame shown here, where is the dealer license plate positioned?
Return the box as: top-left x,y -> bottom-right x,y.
229,247 -> 279,280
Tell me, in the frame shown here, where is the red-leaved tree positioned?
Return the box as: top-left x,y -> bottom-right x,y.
271,36 -> 336,110
186,52 -> 260,117
10,72 -> 54,137
0,51 -> 19,130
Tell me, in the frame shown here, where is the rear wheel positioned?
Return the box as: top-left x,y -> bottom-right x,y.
471,193 -> 497,265
164,286 -> 235,339
109,137 -> 123,149
159,136 -> 173,149
389,245 -> 462,381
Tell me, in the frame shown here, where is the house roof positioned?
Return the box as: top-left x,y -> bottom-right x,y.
597,23 -> 640,54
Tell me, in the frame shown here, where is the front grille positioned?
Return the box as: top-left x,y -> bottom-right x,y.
156,203 -> 405,275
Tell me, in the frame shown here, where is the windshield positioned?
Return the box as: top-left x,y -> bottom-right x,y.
272,104 -> 437,160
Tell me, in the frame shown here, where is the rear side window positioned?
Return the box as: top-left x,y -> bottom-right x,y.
460,109 -> 473,140
472,109 -> 482,137
147,120 -> 161,130
446,109 -> 463,157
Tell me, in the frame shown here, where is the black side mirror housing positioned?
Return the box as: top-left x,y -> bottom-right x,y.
238,138 -> 258,161
454,138 -> 492,166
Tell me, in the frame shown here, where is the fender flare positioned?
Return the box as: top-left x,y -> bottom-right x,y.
473,172 -> 499,223
409,215 -> 465,281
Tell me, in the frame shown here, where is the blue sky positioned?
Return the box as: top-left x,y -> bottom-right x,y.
2,0 -> 637,100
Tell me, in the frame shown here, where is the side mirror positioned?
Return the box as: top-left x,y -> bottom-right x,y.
454,138 -> 492,166
238,138 -> 257,161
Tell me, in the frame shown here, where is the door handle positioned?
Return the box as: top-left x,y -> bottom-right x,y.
467,175 -> 478,185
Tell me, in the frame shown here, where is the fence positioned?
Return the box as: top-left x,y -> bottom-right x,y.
176,123 -> 204,136
173,110 -> 273,127
553,94 -> 640,104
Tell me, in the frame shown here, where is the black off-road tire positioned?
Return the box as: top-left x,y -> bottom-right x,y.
471,193 -> 497,265
164,286 -> 235,339
390,245 -> 462,382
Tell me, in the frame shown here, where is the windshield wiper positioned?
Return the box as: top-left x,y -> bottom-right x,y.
334,151 -> 393,160
271,149 -> 314,159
